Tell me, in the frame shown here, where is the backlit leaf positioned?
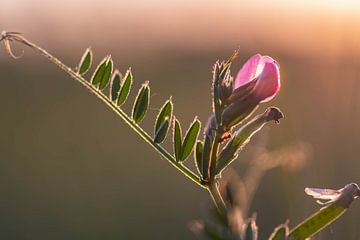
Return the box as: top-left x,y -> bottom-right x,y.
180,118 -> 201,162
110,70 -> 121,101
287,183 -> 360,240
99,58 -> 113,90
78,47 -> 92,75
154,99 -> 173,136
91,56 -> 108,86
132,82 -> 150,123
117,69 -> 133,106
154,118 -> 170,143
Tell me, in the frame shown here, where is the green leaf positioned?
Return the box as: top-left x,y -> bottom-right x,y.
173,118 -> 182,162
132,82 -> 150,123
78,47 -> 92,75
194,141 -> 203,176
201,135 -> 211,181
268,224 -> 288,240
154,99 -> 173,135
216,107 -> 283,175
99,58 -> 113,90
110,70 -> 121,101
287,183 -> 360,240
91,56 -> 108,86
154,118 -> 170,143
287,203 -> 346,240
180,118 -> 201,162
117,69 -> 132,106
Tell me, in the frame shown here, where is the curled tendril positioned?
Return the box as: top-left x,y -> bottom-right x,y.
1,31 -> 25,59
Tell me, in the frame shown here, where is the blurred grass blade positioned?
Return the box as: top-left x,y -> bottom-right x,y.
154,118 -> 170,143
173,118 -> 182,162
154,99 -> 173,137
268,224 -> 288,240
242,218 -> 258,240
117,69 -> 133,106
180,118 -> 201,162
110,70 -> 121,101
287,183 -> 360,240
202,135 -> 211,181
194,141 -> 203,176
99,58 -> 113,89
216,107 -> 283,175
132,82 -> 150,123
78,47 -> 92,75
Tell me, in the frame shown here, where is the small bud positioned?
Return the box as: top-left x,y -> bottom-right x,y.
261,107 -> 284,123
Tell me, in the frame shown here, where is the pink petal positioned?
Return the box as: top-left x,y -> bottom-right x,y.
253,61 -> 280,103
233,54 -> 262,89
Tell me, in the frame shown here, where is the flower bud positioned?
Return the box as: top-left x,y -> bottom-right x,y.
219,54 -> 280,130
233,54 -> 280,103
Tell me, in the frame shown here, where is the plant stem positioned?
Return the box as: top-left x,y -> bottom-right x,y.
208,181 -> 227,214
3,32 -> 204,189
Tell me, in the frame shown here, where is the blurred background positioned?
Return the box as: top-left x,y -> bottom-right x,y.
1,0 -> 360,239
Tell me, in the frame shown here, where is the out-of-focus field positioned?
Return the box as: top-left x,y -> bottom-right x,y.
0,1 -> 360,239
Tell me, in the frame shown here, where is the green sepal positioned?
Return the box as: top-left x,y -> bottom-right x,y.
226,79 -> 257,104
117,68 -> 133,106
173,117 -> 182,162
213,63 -> 222,127
179,118 -> 201,162
78,47 -> 92,75
132,82 -> 150,123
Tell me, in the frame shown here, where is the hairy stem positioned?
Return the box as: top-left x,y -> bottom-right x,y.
207,132 -> 227,212
2,32 -> 204,188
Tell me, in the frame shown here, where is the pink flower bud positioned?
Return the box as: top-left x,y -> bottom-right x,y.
234,54 -> 280,103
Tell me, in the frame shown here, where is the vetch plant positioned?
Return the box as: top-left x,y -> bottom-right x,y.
1,31 -> 359,240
